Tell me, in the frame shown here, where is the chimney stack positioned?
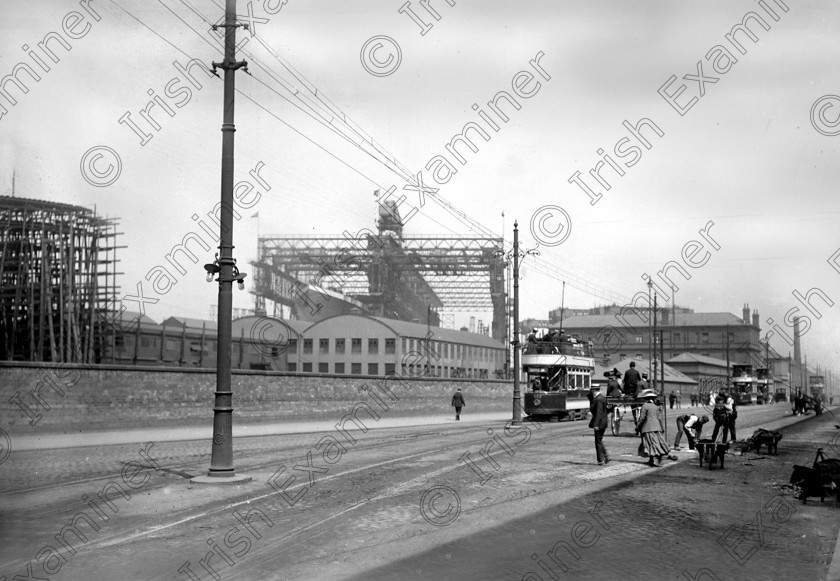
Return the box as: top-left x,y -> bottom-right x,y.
742,303 -> 750,324
752,309 -> 759,328
793,316 -> 802,364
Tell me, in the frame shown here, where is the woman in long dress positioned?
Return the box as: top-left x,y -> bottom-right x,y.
636,389 -> 671,467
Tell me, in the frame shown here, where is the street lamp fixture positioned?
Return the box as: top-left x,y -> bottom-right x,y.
204,253 -> 248,289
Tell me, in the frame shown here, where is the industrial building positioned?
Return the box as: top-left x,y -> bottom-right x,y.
102,312 -> 506,378
549,303 -> 763,364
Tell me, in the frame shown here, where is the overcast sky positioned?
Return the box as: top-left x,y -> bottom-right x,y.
2,0 -> 839,371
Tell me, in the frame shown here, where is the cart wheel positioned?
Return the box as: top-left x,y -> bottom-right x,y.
611,415 -> 621,436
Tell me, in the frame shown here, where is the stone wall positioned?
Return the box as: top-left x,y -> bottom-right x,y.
0,362 -> 513,434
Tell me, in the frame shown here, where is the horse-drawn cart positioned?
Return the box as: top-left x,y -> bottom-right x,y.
606,396 -> 646,436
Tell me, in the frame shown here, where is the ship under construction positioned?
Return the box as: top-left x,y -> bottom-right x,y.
252,198 -> 507,341
0,196 -> 120,363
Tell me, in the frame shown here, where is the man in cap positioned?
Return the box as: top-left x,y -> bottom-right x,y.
451,388 -> 465,420
588,384 -> 610,465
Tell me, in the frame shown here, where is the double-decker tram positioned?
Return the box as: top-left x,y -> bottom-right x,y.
522,330 -> 595,421
732,364 -> 757,405
810,375 -> 825,404
756,367 -> 771,404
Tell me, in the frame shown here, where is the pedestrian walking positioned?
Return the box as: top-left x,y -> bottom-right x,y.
451,388 -> 465,420
588,385 -> 609,465
635,389 -> 671,467
673,413 -> 709,450
669,391 -> 677,409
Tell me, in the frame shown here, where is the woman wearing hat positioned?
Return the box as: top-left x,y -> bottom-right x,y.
635,389 -> 670,467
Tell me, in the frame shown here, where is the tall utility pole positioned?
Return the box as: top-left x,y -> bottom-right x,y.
725,324 -> 730,393
196,0 -> 250,483
511,222 -> 521,425
647,280 -> 653,369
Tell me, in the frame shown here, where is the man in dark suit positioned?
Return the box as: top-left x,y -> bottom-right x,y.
451,388 -> 465,420
623,361 -> 641,397
588,385 -> 609,465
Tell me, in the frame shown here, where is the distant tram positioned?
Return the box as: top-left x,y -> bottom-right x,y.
810,375 -> 825,403
522,330 -> 594,421
756,367 -> 771,404
732,364 -> 757,405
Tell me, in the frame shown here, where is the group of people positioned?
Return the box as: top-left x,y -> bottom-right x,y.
604,361 -> 650,399
589,382 -> 738,466
589,384 -> 671,467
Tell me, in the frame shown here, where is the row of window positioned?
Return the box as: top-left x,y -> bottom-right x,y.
287,337 -> 502,361
287,362 -> 490,378
631,332 -> 738,344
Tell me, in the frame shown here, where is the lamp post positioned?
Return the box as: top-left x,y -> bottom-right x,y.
510,221 -> 539,425
194,0 -> 250,484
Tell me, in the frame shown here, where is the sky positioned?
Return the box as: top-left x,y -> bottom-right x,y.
1,0 -> 839,373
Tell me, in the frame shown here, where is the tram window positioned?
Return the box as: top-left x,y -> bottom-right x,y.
335,362 -> 345,374
319,339 -> 329,354
385,338 -> 396,354
635,336 -> 643,343
335,338 -> 345,354
584,375 -> 590,389
318,363 -> 328,373
303,339 -> 313,354
368,339 -> 378,354
352,338 -> 362,354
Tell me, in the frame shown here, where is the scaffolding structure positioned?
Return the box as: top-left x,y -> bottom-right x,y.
252,200 -> 506,341
0,196 -> 121,362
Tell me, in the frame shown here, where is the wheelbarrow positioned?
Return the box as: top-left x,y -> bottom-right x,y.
695,439 -> 729,470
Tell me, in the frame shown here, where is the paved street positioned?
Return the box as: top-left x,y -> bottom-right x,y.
2,403 -> 839,580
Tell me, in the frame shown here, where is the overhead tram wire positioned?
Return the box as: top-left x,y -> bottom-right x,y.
155,1 -> 632,305
153,1 -> 465,235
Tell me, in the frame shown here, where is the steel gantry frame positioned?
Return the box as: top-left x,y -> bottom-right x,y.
252,233 -> 506,340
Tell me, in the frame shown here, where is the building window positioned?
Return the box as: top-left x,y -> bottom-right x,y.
385,338 -> 396,354
674,333 -> 681,343
368,363 -> 379,375
728,332 -> 735,342
302,362 -> 312,372
635,336 -> 643,343
318,362 -> 328,373
701,332 -> 709,344
352,338 -> 362,354
289,338 -> 297,352
335,338 -> 345,354
368,338 -> 378,354
385,363 -> 395,375
352,362 -> 362,375
303,339 -> 313,354
288,362 -> 296,372
335,362 -> 345,374
319,339 -> 329,354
